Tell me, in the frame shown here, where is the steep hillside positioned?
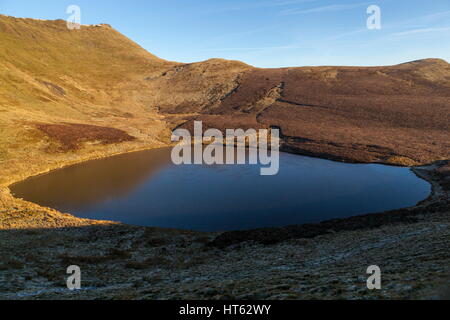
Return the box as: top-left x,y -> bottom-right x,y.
0,15 -> 171,112
0,15 -> 249,185
0,15 -> 449,189
178,60 -> 450,165
0,15 -> 449,302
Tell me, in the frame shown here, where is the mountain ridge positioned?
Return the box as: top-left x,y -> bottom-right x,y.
0,15 -> 449,303
0,15 -> 449,187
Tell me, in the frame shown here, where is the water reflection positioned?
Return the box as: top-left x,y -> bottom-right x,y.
11,148 -> 431,232
11,148 -> 171,210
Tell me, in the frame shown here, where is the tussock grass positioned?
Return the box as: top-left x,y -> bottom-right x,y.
58,248 -> 132,265
0,259 -> 24,270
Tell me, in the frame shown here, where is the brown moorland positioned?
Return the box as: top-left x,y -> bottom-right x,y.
0,14 -> 448,223
0,15 -> 449,300
35,123 -> 136,152
178,62 -> 450,165
0,14 -> 448,224
1,15 -> 449,188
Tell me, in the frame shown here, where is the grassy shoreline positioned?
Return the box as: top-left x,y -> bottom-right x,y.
1,133 -> 448,301
1,139 -> 446,231
0,140 -> 171,230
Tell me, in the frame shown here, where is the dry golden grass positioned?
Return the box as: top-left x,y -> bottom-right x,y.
0,16 -> 448,302
0,14 -> 449,231
0,15 -> 170,189
0,16 -> 250,192
0,15 -> 252,230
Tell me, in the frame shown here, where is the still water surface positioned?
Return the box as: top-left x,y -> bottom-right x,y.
11,148 -> 431,232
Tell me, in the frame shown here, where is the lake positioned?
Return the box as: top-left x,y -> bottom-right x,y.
10,148 -> 431,232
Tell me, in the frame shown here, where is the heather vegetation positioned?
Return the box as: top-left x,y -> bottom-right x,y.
0,15 -> 448,300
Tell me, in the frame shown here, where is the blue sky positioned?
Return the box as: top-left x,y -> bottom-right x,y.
1,0 -> 449,67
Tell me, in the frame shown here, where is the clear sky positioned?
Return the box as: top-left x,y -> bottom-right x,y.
1,0 -> 449,67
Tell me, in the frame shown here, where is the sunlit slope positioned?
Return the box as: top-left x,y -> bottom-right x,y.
0,15 -> 251,185
0,15 -> 251,120
0,14 -> 448,188
0,15 -> 173,115
0,15 -> 174,184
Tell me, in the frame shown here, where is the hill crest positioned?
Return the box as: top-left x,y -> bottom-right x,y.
0,15 -> 448,187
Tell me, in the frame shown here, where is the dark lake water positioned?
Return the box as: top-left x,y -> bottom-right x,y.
10,148 -> 431,232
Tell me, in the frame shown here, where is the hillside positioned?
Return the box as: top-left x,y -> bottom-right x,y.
0,15 -> 449,301
0,14 -> 449,188
0,15 -> 250,186
177,60 -> 450,165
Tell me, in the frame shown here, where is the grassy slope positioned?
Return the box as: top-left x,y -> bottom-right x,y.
0,14 -> 449,226
0,15 -> 448,301
0,15 -> 166,185
0,16 -> 249,188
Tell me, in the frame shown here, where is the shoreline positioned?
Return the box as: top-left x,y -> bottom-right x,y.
0,143 -> 448,300
0,140 -> 171,230
1,141 -> 447,233
2,144 -> 171,190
